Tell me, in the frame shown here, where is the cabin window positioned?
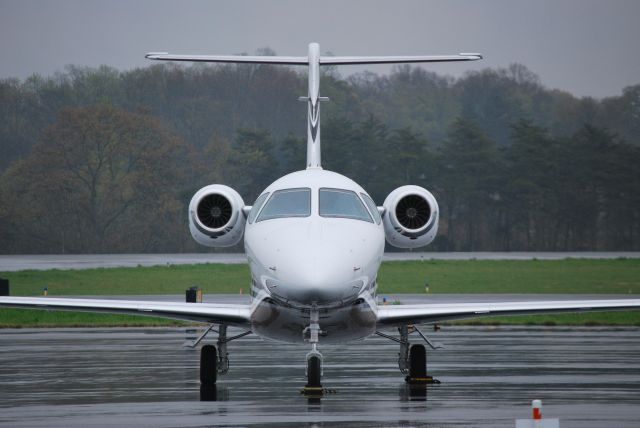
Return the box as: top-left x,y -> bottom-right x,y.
247,192 -> 270,224
319,188 -> 373,223
360,193 -> 382,224
256,188 -> 311,221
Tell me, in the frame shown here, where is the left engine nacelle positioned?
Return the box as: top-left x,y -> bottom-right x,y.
382,185 -> 439,249
188,184 -> 246,247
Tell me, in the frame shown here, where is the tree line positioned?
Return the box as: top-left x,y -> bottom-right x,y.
0,61 -> 638,253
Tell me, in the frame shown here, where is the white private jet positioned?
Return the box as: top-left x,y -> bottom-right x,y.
2,43 -> 640,392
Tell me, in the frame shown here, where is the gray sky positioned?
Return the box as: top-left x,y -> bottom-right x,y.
1,0 -> 639,98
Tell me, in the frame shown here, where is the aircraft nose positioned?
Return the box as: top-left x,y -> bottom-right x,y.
272,247 -> 362,304
251,219 -> 380,305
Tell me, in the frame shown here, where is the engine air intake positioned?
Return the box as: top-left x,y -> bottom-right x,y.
382,185 -> 439,248
395,195 -> 431,230
197,194 -> 232,229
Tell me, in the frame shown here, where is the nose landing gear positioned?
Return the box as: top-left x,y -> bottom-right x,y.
302,306 -> 325,395
305,344 -> 323,389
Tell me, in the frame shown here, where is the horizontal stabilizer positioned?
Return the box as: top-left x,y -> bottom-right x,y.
145,53 -> 309,65
145,53 -> 483,66
319,53 -> 483,65
145,43 -> 483,171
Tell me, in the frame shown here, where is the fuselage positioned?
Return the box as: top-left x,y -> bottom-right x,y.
244,169 -> 385,343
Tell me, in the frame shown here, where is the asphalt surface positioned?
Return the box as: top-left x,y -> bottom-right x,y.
0,252 -> 638,271
0,326 -> 639,427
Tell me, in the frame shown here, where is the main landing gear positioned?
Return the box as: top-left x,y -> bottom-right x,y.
189,324 -> 252,387
200,344 -> 218,385
376,324 -> 442,384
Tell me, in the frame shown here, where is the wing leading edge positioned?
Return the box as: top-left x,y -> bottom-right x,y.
0,297 -> 251,325
376,298 -> 640,326
144,53 -> 483,66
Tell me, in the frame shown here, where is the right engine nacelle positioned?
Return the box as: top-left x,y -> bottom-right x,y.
382,185 -> 439,249
188,184 -> 246,248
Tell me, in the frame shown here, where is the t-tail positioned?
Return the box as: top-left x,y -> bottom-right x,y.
146,43 -> 482,170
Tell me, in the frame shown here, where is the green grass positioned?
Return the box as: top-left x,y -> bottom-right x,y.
0,309 -> 183,328
376,258 -> 640,294
1,258 -> 639,327
459,311 -> 640,326
2,263 -> 250,296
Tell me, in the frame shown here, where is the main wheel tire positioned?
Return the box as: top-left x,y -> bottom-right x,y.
409,344 -> 427,379
306,355 -> 322,388
200,344 -> 218,385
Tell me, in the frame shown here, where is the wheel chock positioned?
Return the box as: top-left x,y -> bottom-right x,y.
405,375 -> 441,385
300,386 -> 337,396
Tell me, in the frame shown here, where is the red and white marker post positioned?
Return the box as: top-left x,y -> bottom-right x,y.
515,400 -> 560,428
532,399 -> 542,420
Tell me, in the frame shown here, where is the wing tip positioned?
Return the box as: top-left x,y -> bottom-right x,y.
145,52 -> 169,60
459,53 -> 483,60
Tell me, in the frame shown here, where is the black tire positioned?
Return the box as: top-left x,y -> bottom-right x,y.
200,385 -> 218,401
200,344 -> 217,385
409,344 -> 427,379
306,355 -> 322,387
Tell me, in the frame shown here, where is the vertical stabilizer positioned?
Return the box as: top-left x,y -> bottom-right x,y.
306,43 -> 322,169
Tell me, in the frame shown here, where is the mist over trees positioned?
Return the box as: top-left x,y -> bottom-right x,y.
0,61 -> 639,253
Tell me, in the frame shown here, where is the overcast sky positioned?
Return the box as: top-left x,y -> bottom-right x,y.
1,0 -> 639,98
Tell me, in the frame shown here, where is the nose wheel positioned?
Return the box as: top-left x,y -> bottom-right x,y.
302,307 -> 325,395
306,344 -> 323,388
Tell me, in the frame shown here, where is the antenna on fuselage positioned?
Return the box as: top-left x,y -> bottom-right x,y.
145,44 -> 483,171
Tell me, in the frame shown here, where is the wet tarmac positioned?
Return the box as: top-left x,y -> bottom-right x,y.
1,252 -> 638,271
1,326 -> 639,427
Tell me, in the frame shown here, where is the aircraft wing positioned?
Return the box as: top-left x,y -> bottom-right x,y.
0,297 -> 251,325
376,298 -> 640,326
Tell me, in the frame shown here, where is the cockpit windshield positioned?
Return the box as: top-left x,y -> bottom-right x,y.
256,188 -> 311,222
360,193 -> 381,224
319,188 -> 373,222
247,192 -> 270,224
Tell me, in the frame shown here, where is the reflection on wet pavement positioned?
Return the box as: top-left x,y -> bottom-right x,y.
0,326 -> 639,427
